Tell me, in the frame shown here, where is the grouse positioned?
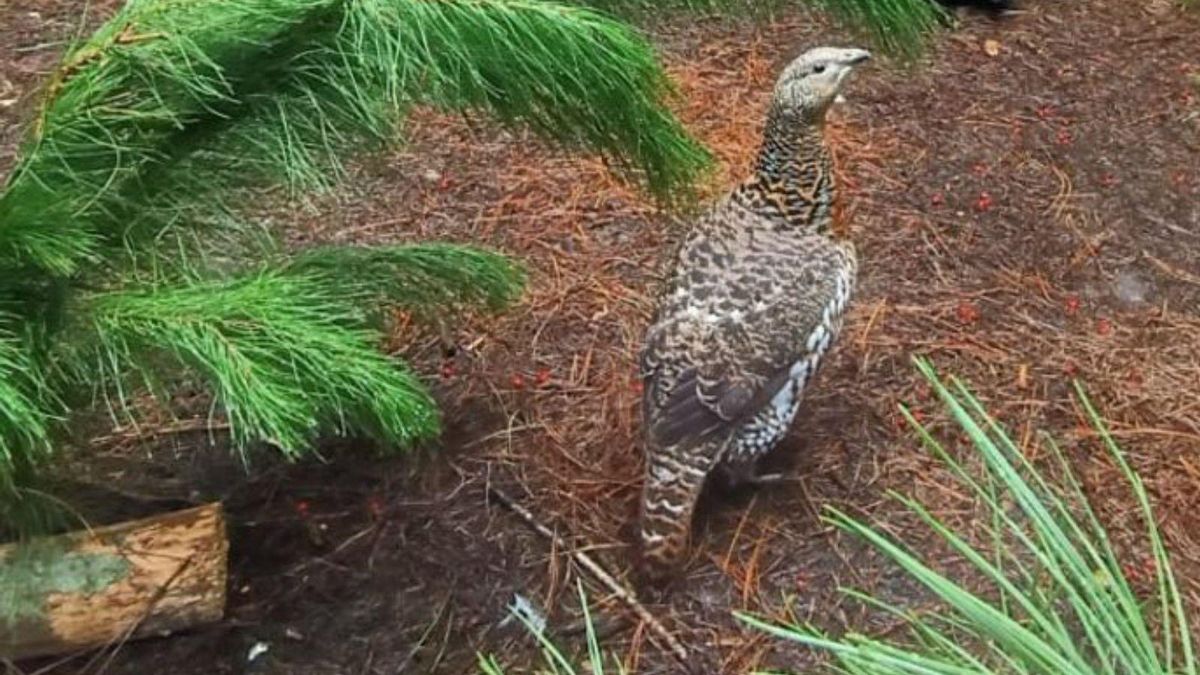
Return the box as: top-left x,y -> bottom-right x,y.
638,47 -> 870,579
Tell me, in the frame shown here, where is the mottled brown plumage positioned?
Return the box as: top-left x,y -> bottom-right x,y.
638,47 -> 871,579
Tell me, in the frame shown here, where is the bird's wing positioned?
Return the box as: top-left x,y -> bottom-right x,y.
641,237 -> 853,453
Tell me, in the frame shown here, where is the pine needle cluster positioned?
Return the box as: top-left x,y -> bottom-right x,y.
586,0 -> 949,57
0,0 -> 713,537
812,0 -> 948,58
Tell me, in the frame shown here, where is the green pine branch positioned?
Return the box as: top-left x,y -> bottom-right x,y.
0,326 -> 58,495
813,0 -> 947,59
580,0 -> 947,57
285,244 -> 527,314
0,0 -> 718,536
576,0 -> 785,18
71,270 -> 443,460
0,323 -> 65,535
1,240 -> 525,538
342,0 -> 710,197
0,0 -> 712,281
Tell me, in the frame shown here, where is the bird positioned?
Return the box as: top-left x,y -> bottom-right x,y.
637,46 -> 870,580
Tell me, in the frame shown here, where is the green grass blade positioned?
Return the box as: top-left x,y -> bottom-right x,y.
1074,382 -> 1196,675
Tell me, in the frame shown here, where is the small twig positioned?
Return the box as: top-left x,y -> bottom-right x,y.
14,40 -> 68,54
1145,252 -> 1200,287
90,419 -> 231,446
283,522 -> 378,578
486,485 -> 690,666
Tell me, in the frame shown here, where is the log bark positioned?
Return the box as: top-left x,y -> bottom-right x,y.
1,502 -> 228,660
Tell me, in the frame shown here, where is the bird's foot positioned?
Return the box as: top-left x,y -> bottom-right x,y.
743,471 -> 789,486
715,465 -> 796,493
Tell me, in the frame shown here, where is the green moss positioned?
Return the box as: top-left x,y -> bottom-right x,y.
1,540 -> 130,624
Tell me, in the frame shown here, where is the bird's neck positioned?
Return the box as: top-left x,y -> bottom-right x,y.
732,105 -> 836,234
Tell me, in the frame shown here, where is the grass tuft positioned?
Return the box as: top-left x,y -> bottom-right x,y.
738,357 -> 1196,675
479,581 -> 628,675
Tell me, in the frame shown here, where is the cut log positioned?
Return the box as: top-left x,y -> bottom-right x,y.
1,502 -> 228,660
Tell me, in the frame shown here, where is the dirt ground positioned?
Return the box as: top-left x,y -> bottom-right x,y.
4,1 -> 1200,673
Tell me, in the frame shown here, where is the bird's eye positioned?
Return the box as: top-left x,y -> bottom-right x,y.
813,64 -> 826,74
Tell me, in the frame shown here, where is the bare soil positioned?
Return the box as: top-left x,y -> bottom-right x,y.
4,1 -> 1200,674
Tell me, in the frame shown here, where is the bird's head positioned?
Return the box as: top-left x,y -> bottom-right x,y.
771,46 -> 871,121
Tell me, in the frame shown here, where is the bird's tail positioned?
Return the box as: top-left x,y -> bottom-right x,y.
638,447 -> 714,580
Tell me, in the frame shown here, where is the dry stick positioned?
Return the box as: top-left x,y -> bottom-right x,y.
90,419 -> 232,447
486,485 -> 689,665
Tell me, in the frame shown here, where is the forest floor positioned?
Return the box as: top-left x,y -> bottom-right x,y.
4,1 -> 1200,673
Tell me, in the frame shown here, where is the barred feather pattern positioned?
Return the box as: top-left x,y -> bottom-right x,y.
638,101 -> 858,576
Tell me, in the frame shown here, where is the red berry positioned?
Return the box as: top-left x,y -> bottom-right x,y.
440,362 -> 457,379
294,500 -> 311,517
974,192 -> 994,212
510,373 -> 526,390
1127,368 -> 1143,387
1036,104 -> 1057,120
930,192 -> 945,206
534,368 -> 552,387
1099,172 -> 1119,188
1056,128 -> 1073,146
1064,295 -> 1081,316
631,380 -> 644,395
956,300 -> 982,325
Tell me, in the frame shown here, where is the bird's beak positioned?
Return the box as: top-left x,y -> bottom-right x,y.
833,50 -> 870,105
843,49 -> 872,66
